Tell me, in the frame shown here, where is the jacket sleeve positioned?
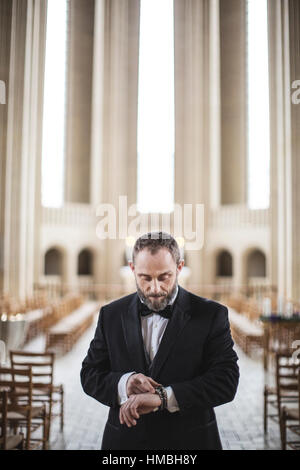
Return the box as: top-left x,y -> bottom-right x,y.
80,306 -> 124,408
169,306 -> 239,412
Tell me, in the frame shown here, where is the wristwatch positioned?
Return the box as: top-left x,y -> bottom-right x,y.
154,385 -> 168,411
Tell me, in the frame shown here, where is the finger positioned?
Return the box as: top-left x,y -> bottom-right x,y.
142,383 -> 156,394
136,374 -> 151,386
134,374 -> 144,384
129,385 -> 147,396
125,410 -> 136,427
148,377 -> 161,387
131,386 -> 144,395
120,407 -> 127,426
120,402 -> 129,424
123,401 -> 136,427
122,407 -> 132,428
137,378 -> 155,393
126,403 -> 138,425
144,381 -> 155,392
130,403 -> 140,420
136,384 -> 153,394
127,398 -> 140,425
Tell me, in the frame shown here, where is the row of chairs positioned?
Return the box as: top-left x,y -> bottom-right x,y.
0,293 -> 48,316
224,294 -> 264,357
228,307 -> 263,356
0,350 -> 64,450
23,293 -> 84,344
225,293 -> 264,322
264,351 -> 300,450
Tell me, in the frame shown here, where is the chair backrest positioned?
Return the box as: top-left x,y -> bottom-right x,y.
10,350 -> 55,391
0,365 -> 33,408
276,351 -> 300,394
270,324 -> 300,355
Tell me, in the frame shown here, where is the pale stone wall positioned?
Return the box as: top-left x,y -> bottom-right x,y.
0,0 -> 299,306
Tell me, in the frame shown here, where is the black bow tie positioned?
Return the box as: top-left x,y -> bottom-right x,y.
139,301 -> 173,319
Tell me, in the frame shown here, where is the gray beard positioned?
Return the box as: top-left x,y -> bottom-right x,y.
136,277 -> 178,313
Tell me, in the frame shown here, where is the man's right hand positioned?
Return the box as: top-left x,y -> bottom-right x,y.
126,373 -> 161,396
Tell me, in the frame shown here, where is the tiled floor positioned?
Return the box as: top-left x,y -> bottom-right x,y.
24,314 -> 287,450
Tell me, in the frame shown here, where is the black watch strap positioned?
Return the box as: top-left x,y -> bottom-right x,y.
154,386 -> 167,410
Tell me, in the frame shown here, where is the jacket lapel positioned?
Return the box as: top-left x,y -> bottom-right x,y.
121,293 -> 148,374
121,285 -> 192,380
149,285 -> 192,379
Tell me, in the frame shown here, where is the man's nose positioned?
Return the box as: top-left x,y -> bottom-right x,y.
149,279 -> 161,295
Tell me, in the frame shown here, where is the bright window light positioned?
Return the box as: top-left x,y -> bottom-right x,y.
137,0 -> 175,214
247,0 -> 270,209
41,0 -> 67,207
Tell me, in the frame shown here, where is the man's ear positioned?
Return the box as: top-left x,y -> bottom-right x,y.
129,261 -> 134,272
177,260 -> 184,273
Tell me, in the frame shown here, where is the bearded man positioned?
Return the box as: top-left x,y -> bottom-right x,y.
80,232 -> 239,450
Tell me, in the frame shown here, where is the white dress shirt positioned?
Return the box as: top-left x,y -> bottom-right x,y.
117,286 -> 180,413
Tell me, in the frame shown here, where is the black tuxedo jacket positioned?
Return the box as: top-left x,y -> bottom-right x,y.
80,285 -> 239,450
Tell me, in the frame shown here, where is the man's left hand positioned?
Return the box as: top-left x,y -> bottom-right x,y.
119,393 -> 161,427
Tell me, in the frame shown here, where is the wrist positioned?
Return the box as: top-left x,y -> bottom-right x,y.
152,393 -> 161,412
154,393 -> 162,407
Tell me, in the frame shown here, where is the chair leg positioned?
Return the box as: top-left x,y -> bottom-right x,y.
280,407 -> 287,450
26,421 -> 31,450
20,433 -> 25,450
60,386 -> 64,431
47,400 -> 53,441
264,386 -> 268,433
43,409 -> 48,450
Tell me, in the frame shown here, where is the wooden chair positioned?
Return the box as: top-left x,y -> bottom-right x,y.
0,366 -> 48,449
9,350 -> 64,441
280,370 -> 300,450
264,351 -> 299,434
0,390 -> 24,450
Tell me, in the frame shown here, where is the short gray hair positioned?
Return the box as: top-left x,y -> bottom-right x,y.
132,231 -> 181,266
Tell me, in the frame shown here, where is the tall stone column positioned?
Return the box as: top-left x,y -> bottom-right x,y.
65,0 -> 95,204
288,0 -> 300,302
90,0 -> 105,210
90,0 -> 105,289
219,0 -> 247,205
2,0 -> 47,299
174,0 -> 221,287
91,0 -> 140,290
0,0 -> 13,293
208,0 -> 222,210
268,0 -> 300,302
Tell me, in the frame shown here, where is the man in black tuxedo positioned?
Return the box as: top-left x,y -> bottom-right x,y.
80,232 -> 239,450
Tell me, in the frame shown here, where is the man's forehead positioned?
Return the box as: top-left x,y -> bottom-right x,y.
135,248 -> 173,263
134,248 -> 176,272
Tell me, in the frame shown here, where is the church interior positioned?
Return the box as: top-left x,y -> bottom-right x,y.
0,0 -> 300,451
